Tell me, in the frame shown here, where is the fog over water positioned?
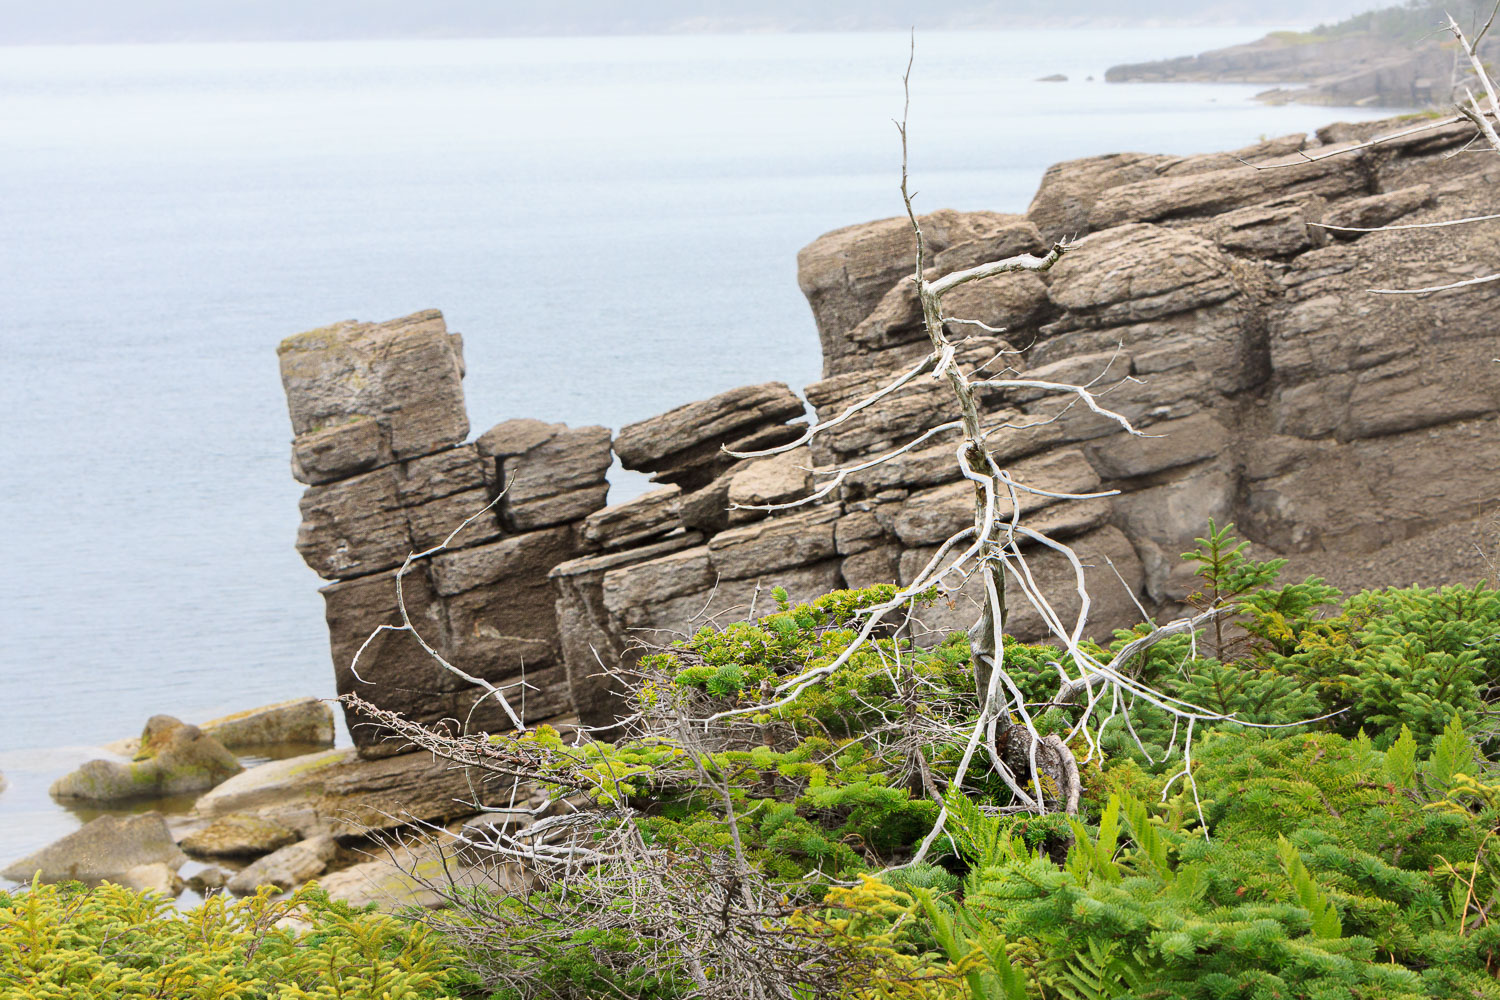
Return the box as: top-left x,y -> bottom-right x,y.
0,29 -> 1398,862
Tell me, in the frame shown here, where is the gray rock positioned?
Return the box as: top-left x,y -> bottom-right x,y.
195,748 -> 485,837
1319,184 -> 1432,239
891,449 -> 1101,547
706,507 -> 841,581
201,698 -> 335,751
580,486 -> 682,551
318,842 -> 502,910
279,309 -> 468,471
602,546 -> 718,623
797,210 -> 1034,374
3,813 -> 187,884
188,866 -> 228,892
50,717 -> 242,803
614,383 -> 806,480
180,813 -> 299,858
291,416 -> 384,486
1046,225 -> 1241,326
1086,152 -> 1364,230
842,546 -> 900,589
122,863 -> 184,897
899,525 -> 1146,643
1193,193 -> 1328,258
726,448 -> 814,512
295,449 -> 500,580
677,464 -> 747,536
834,509 -> 886,555
227,835 -> 337,894
1027,151 -> 1176,243
1083,413 -> 1229,481
477,420 -> 612,531
549,532 -> 707,730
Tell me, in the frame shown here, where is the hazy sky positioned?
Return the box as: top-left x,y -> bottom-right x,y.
0,0 -> 1388,44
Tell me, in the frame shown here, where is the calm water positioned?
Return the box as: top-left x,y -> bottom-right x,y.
0,30 -> 1397,862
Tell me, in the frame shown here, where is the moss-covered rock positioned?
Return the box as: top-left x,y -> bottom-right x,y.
179,813 -> 298,858
50,716 -> 242,803
200,697 -> 335,751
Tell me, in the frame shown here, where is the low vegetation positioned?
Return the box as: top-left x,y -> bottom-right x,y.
13,525 -> 1500,998
0,882 -> 475,998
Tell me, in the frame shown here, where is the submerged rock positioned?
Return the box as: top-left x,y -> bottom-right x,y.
2,812 -> 187,884
50,716 -> 242,803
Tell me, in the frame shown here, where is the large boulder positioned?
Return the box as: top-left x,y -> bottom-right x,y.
2,813 -> 187,884
201,698 -> 335,751
50,716 -> 242,803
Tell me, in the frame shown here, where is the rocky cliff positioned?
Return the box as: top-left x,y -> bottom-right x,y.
1105,4 -> 1498,107
281,112 -> 1500,747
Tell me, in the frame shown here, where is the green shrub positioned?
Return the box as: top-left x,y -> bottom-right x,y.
0,880 -> 473,998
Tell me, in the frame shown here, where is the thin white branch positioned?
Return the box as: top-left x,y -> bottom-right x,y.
1309,211 -> 1500,233
724,350 -> 937,460
1241,115 -> 1468,170
1370,271 -> 1500,295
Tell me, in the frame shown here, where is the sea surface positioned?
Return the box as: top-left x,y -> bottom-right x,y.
0,30 -> 1398,865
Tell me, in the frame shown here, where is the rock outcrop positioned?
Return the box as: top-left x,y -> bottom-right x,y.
1104,18 -> 1497,107
1,813 -> 187,884
283,111 -> 1500,746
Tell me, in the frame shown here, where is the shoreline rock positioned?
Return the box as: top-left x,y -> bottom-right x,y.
201,698 -> 335,752
2,813 -> 187,885
51,716 -> 242,803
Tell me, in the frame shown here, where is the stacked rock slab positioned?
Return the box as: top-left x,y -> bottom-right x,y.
279,310 -> 611,752
550,382 -> 829,728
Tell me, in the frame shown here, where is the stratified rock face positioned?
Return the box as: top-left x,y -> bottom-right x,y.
284,113 -> 1500,748
278,310 -> 610,753
787,111 -> 1500,613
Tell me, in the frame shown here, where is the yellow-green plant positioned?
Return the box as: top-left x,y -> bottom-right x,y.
0,879 -> 470,999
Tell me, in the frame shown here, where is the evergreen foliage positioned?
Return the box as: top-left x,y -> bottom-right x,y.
0,880 -> 473,998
